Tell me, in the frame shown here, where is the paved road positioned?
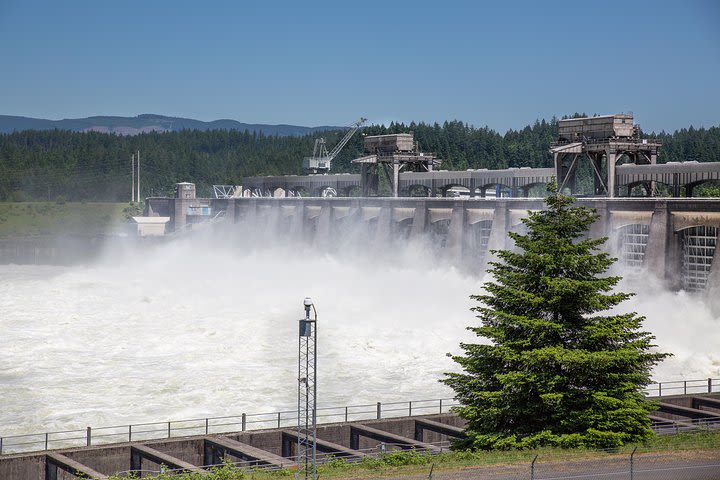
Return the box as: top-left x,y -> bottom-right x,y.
377,451 -> 720,480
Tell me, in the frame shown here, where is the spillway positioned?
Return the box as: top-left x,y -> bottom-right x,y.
0,226 -> 718,439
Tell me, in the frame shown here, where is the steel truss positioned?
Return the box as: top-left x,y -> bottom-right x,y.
298,299 -> 317,480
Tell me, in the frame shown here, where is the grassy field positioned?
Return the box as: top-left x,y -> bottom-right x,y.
106,430 -> 720,479
0,202 -> 129,237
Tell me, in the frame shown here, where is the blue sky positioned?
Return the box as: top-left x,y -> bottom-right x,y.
0,0 -> 718,132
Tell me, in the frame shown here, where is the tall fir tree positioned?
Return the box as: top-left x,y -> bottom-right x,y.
443,184 -> 669,450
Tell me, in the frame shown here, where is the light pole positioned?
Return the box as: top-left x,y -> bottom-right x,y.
297,297 -> 317,480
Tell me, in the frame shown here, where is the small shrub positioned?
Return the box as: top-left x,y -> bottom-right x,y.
270,467 -> 293,476
208,462 -> 244,479
379,449 -> 433,466
359,456 -> 384,469
122,201 -> 144,220
323,455 -> 351,469
9,190 -> 27,202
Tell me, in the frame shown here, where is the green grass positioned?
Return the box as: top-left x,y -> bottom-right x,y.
106,429 -> 720,480
0,202 -> 128,237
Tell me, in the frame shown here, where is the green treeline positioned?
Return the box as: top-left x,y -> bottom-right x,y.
1,120 -> 719,201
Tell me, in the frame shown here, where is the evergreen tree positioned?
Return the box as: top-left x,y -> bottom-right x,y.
1,121 -> 718,201
443,183 -> 669,450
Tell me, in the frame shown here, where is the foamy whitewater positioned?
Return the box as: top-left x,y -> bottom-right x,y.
0,232 -> 718,437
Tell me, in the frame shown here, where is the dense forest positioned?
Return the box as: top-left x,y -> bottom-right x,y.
1,119 -> 718,201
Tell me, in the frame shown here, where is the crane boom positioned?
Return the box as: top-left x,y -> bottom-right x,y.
303,117 -> 367,174
327,117 -> 367,162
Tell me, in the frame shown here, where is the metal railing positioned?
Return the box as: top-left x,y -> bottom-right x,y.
0,397 -> 459,455
651,415 -> 720,434
645,377 -> 719,397
2,377 -> 719,456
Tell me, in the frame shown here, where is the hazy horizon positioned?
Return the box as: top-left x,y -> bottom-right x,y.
2,112 -> 718,136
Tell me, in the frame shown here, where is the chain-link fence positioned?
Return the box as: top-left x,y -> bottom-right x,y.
100,438 -> 720,480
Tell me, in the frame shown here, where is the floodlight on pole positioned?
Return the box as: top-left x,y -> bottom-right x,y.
297,297 -> 317,480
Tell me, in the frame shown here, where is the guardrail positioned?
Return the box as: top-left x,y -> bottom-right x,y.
646,377 -> 719,397
2,378 -> 719,456
0,398 -> 459,455
651,415 -> 720,434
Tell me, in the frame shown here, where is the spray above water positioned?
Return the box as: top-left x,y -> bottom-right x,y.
0,216 -> 717,437
0,229 -> 481,437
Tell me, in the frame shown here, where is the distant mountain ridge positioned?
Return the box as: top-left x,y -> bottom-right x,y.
0,114 -> 341,136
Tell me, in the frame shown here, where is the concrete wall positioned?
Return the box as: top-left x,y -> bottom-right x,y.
656,392 -> 720,409
227,431 -> 285,457
3,401 -> 715,478
63,445 -> 132,476
0,454 -> 45,480
0,414 -> 461,479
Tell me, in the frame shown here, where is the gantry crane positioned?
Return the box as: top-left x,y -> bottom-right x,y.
302,118 -> 367,174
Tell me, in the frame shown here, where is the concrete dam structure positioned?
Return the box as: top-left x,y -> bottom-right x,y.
145,195 -> 720,292
0,413 -> 464,479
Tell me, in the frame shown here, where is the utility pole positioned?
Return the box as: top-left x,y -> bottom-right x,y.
136,150 -> 140,203
131,154 -> 135,202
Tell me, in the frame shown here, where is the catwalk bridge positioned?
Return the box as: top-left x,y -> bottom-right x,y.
237,162 -> 720,198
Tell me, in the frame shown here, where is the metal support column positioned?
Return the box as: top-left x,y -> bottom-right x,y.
553,151 -> 561,188
606,149 -> 617,198
590,154 -> 606,195
392,159 -> 400,198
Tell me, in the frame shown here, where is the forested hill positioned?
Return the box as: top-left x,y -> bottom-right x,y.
0,114 -> 339,136
1,119 -> 719,202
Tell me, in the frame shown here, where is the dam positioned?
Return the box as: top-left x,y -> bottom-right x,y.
146,194 -> 720,292
140,115 -> 720,292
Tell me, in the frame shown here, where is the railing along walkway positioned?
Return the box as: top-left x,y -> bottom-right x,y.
0,398 -> 457,455
2,377 -> 719,456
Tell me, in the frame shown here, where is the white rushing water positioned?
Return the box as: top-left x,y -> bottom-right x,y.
0,232 -> 718,438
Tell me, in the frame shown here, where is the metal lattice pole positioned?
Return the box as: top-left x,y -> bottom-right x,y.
298,298 -> 317,480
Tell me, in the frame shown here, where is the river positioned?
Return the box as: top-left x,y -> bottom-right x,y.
0,233 -> 718,438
